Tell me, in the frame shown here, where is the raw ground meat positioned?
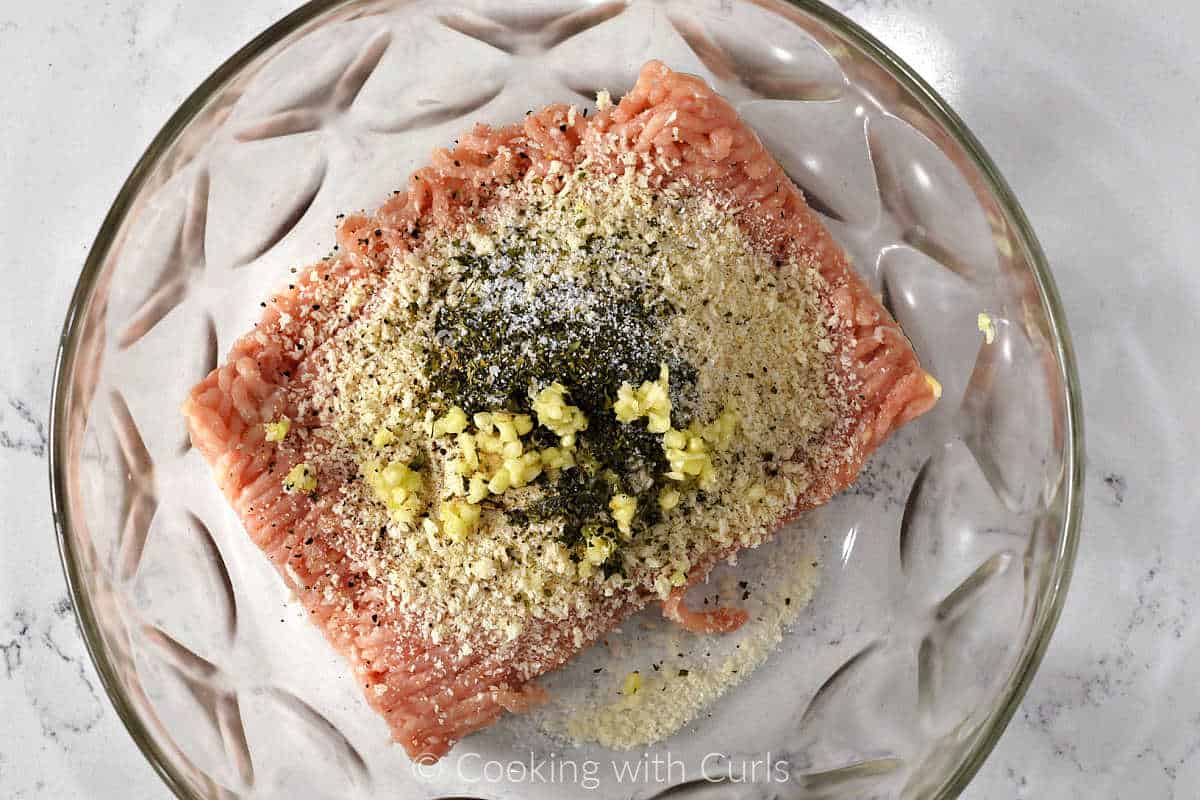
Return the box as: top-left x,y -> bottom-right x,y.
183,61 -> 936,762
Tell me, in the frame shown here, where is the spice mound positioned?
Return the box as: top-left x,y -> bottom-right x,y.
313,170 -> 846,645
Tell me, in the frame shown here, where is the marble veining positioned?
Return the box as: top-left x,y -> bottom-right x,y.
1,1 -> 1198,798
0,394 -> 47,458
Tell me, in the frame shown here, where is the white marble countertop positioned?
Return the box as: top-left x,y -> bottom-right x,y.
1,1 -> 1197,797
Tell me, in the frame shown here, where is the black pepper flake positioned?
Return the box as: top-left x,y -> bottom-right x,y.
678,669 -> 689,677
785,597 -> 792,606
304,537 -> 313,545
558,124 -> 567,132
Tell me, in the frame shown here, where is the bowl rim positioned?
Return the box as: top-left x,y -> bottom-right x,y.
49,1 -> 1083,798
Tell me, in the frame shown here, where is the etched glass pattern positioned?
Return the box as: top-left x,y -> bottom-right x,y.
51,2 -> 1080,798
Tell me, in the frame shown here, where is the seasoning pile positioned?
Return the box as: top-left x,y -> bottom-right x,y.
276,164 -> 848,652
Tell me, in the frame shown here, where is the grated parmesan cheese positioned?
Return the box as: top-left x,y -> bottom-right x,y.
533,533 -> 821,749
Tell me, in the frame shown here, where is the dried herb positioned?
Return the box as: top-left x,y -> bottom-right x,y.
426,232 -> 697,544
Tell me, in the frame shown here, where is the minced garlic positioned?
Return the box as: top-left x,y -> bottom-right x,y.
585,534 -> 616,566
263,417 -> 291,442
440,499 -> 481,543
608,493 -> 637,536
531,383 -> 588,446
977,311 -> 997,344
662,428 -> 714,486
432,406 -> 469,437
365,460 -> 424,525
614,363 -> 672,433
281,462 -> 316,494
372,426 -> 395,448
467,475 -> 488,503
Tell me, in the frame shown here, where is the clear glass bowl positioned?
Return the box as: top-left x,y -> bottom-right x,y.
50,1 -> 1082,798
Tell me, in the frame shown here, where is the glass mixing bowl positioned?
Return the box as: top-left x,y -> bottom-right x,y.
50,1 -> 1082,798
